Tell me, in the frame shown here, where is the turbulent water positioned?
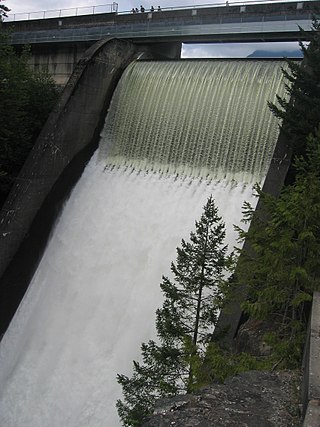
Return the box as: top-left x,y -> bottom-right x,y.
0,60 -> 287,427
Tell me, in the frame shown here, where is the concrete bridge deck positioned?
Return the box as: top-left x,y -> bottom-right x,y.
3,1 -> 319,45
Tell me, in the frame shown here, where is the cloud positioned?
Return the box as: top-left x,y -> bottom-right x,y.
6,0 -> 302,16
7,0 -> 113,16
182,42 -> 301,58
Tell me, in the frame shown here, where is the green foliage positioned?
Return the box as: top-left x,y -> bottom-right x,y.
157,197 -> 233,348
268,18 -> 320,155
117,340 -> 183,426
236,130 -> 320,368
233,19 -> 320,370
117,196 -> 234,426
0,33 -> 59,206
0,0 -> 9,20
195,342 -> 271,387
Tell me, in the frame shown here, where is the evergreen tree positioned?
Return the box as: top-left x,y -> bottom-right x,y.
268,18 -> 320,156
235,130 -> 320,367
0,33 -> 59,206
117,196 -> 233,426
229,20 -> 320,369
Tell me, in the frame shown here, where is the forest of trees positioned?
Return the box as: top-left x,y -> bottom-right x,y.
235,18 -> 320,367
117,19 -> 320,427
0,32 -> 59,206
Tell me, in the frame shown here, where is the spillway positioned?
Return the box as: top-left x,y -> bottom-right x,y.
0,60 -> 287,427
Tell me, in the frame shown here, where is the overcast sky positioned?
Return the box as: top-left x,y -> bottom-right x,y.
4,0 -> 302,57
5,0 -> 302,15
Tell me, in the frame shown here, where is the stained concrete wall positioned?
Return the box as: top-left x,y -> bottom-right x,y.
27,41 -> 181,87
0,38 -> 158,336
28,42 -> 91,86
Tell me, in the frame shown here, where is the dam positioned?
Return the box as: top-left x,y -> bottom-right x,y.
0,59 -> 288,426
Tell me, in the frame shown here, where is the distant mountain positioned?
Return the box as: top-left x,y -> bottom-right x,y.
247,49 -> 303,58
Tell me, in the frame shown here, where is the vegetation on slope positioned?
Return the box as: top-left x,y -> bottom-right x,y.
235,132 -> 320,368
0,33 -> 59,207
233,18 -> 320,368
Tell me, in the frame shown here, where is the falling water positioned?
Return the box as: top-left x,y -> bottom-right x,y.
0,60 -> 287,427
101,60 -> 287,181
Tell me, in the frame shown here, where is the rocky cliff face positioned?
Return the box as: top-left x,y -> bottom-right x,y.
142,370 -> 301,427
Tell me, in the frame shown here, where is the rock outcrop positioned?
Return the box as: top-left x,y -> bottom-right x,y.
142,370 -> 301,427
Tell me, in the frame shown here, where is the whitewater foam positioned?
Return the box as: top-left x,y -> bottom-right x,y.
0,154 -> 257,426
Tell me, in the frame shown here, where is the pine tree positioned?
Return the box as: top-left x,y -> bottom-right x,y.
117,196 -> 233,426
268,18 -> 320,156
233,20 -> 320,368
235,130 -> 320,367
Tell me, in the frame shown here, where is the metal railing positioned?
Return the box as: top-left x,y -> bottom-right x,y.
8,14 -> 313,45
4,0 -> 315,22
6,3 -> 118,22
